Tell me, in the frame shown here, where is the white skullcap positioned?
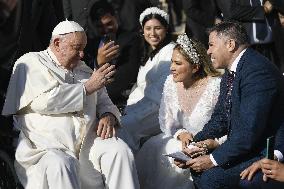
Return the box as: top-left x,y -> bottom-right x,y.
52,20 -> 84,36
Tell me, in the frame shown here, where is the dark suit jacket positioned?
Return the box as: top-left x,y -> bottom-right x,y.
183,0 -> 216,46
215,0 -> 278,43
62,0 -> 90,29
194,48 -> 284,168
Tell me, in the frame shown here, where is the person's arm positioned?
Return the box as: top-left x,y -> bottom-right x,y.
29,83 -> 85,114
240,120 -> 284,180
240,159 -> 262,181
260,158 -> 284,182
219,0 -> 266,22
95,87 -> 120,139
96,87 -> 120,121
212,63 -> 278,167
30,63 -> 115,115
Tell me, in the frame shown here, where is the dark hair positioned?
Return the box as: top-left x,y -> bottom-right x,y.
207,21 -> 249,46
174,40 -> 220,79
141,13 -> 172,65
88,0 -> 116,37
89,0 -> 115,22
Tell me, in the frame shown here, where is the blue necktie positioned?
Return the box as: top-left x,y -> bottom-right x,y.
251,0 -> 268,40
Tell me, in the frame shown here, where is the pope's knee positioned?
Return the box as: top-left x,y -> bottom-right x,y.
109,139 -> 133,158
90,138 -> 134,162
43,150 -> 78,173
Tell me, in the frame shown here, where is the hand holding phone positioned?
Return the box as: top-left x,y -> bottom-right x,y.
164,151 -> 191,162
103,33 -> 115,44
97,35 -> 119,66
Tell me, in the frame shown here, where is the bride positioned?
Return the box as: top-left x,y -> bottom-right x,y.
136,33 -> 224,189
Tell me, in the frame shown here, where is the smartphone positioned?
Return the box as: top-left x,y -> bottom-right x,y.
266,136 -> 275,160
103,33 -> 115,44
164,151 -> 191,162
103,33 -> 117,65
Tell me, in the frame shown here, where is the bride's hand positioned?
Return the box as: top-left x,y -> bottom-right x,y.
178,132 -> 193,149
196,139 -> 219,151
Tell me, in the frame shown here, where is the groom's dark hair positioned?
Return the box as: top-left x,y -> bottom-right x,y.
207,21 -> 249,46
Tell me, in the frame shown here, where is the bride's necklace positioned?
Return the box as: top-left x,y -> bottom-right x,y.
184,78 -> 207,97
177,77 -> 208,114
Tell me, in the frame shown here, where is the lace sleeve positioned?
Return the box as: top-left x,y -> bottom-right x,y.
159,75 -> 182,136
208,77 -> 221,108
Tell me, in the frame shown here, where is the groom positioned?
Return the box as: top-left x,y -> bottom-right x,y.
176,21 -> 284,189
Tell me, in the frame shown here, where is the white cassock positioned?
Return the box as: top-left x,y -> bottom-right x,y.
2,48 -> 139,189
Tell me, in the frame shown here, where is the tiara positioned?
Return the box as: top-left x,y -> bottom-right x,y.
139,7 -> 169,26
176,33 -> 200,65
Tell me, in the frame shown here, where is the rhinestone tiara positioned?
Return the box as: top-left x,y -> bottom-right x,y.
139,7 -> 169,26
176,33 -> 200,65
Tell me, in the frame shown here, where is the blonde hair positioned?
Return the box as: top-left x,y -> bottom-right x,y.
174,39 -> 220,79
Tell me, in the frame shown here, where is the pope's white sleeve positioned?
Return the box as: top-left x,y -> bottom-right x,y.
30,83 -> 85,114
96,87 -> 121,121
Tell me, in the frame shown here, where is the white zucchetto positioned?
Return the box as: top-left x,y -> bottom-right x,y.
52,20 -> 84,36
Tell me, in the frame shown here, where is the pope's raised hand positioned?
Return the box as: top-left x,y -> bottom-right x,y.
84,63 -> 115,95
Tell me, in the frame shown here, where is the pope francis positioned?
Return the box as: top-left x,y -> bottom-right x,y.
2,20 -> 139,189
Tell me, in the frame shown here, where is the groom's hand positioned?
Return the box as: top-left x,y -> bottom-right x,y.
187,155 -> 214,172
240,160 -> 261,181
174,159 -> 189,169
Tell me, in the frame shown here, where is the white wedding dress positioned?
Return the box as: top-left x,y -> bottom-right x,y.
136,75 -> 222,189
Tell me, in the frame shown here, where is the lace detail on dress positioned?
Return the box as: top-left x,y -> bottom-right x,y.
159,75 -> 221,136
159,75 -> 181,136
137,75 -> 221,189
176,77 -> 209,116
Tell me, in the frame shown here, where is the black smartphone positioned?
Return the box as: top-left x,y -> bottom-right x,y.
103,33 -> 115,44
266,136 -> 275,160
103,33 -> 117,65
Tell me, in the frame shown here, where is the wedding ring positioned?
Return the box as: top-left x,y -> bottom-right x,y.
269,170 -> 272,174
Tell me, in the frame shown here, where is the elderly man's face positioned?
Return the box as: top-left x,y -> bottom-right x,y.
58,32 -> 87,70
207,31 -> 231,69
